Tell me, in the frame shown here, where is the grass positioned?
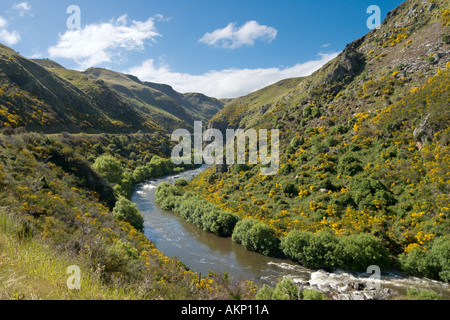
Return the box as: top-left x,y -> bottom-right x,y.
0,210 -> 140,300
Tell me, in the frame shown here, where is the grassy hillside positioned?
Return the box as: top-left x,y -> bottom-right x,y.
0,130 -> 255,300
0,46 -> 223,134
0,46 -> 155,133
183,0 -> 450,281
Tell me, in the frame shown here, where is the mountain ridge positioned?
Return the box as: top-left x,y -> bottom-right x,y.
0,46 -> 223,133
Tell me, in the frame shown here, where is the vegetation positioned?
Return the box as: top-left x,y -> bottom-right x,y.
406,287 -> 440,300
156,182 -> 240,237
184,0 -> 450,283
0,0 -> 449,301
112,197 -> 144,231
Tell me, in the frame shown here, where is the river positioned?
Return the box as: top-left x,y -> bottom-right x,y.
131,165 -> 450,299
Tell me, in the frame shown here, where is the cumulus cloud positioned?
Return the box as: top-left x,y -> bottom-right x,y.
0,16 -> 21,45
126,52 -> 339,99
13,2 -> 32,17
199,21 -> 277,49
48,15 -> 161,69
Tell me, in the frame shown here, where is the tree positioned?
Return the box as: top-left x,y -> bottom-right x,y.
232,219 -> 280,256
335,233 -> 392,271
93,155 -> 124,185
112,196 -> 144,230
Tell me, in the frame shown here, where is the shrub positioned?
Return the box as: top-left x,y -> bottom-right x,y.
155,182 -> 184,210
301,288 -> 328,300
282,182 -> 297,196
102,240 -> 140,275
399,236 -> 450,282
232,164 -> 249,174
133,166 -> 151,184
174,179 -> 189,187
281,230 -> 337,269
281,230 -> 312,262
302,231 -> 338,269
112,196 -> 144,230
334,233 -> 392,271
407,287 -> 439,300
93,155 -> 124,185
256,284 -> 274,300
442,34 -> 450,44
155,186 -> 239,237
280,163 -> 294,175
232,219 -> 280,256
338,154 -> 363,176
272,278 -> 298,300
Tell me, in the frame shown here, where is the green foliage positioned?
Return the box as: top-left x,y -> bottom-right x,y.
155,184 -> 240,237
281,230 -> 338,269
272,277 -> 298,300
337,154 -> 363,176
256,284 -> 274,300
334,233 -> 392,272
406,287 -> 439,300
231,219 -> 281,256
93,155 -> 124,185
112,196 -> 144,230
442,34 -> 450,44
301,288 -> 328,300
174,179 -> 189,187
399,236 -> 450,282
282,182 -> 297,196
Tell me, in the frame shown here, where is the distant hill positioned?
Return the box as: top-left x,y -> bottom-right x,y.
0,45 -> 223,134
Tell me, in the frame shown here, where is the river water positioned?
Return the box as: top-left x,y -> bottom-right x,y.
131,165 -> 450,299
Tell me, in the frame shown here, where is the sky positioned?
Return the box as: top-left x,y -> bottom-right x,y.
0,0 -> 405,98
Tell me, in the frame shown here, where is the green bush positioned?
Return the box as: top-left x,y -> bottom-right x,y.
407,287 -> 439,300
338,154 -> 363,176
93,155 -> 124,184
272,278 -> 298,300
334,233 -> 392,272
281,230 -> 337,269
281,230 -> 312,263
301,288 -> 328,300
232,219 -> 280,256
174,179 -> 189,187
399,236 -> 450,282
155,182 -> 184,210
256,284 -> 275,300
133,166 -> 151,184
282,182 -> 297,196
112,196 -> 144,230
155,185 -> 239,237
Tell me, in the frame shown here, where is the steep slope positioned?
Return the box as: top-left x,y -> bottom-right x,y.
82,68 -> 223,130
0,44 -> 224,134
186,0 -> 450,281
212,0 -> 448,135
0,46 -> 154,133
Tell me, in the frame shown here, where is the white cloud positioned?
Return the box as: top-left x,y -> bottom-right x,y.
48,15 -> 161,69
127,52 -> 339,99
0,16 -> 21,45
199,21 -> 277,49
13,2 -> 31,17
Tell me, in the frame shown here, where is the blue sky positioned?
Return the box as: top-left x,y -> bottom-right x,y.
0,0 -> 405,98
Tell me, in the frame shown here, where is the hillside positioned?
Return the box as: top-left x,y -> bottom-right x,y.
0,45 -> 154,133
0,47 -> 223,134
182,0 -> 450,282
82,67 -> 223,130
